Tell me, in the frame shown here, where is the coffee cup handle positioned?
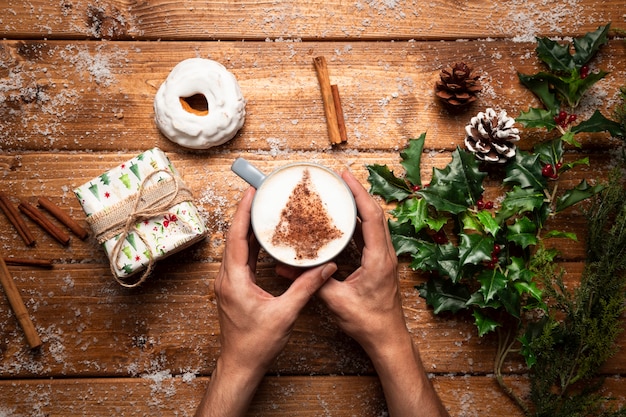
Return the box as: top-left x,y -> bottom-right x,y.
231,158 -> 267,189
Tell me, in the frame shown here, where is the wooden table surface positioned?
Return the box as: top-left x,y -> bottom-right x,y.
1,1 -> 625,416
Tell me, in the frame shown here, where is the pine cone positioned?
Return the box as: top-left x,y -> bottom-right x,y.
465,108 -> 520,164
435,62 -> 482,111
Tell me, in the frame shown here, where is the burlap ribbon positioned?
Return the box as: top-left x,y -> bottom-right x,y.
86,169 -> 194,288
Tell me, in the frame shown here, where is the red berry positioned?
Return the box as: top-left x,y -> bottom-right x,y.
556,161 -> 563,170
411,184 -> 422,192
581,65 -> 589,79
485,201 -> 494,210
477,199 -> 485,210
568,114 -> 577,123
493,244 -> 501,255
433,230 -> 448,244
542,164 -> 553,177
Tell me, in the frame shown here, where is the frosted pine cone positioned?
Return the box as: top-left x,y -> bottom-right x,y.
465,108 -> 520,163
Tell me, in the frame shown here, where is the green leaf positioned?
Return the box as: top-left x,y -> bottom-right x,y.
572,110 -> 626,137
475,210 -> 500,236
458,232 -> 494,267
400,134 -> 426,186
418,147 -> 486,214
556,179 -> 605,212
534,137 -> 564,167
560,130 -> 580,147
513,280 -> 543,302
417,277 -> 471,314
543,229 -> 578,241
504,150 -> 547,191
571,23 -> 611,66
366,164 -> 411,203
506,217 -> 538,249
391,197 -> 447,234
472,309 -> 500,336
497,186 -> 546,222
410,241 -> 461,282
535,36 -> 575,72
566,70 -> 609,107
498,284 -> 522,319
506,257 -> 533,283
477,268 -> 507,303
516,107 -> 558,130
517,73 -> 560,114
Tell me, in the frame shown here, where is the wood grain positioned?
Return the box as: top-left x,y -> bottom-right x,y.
1,1 -> 625,415
1,0 -> 624,41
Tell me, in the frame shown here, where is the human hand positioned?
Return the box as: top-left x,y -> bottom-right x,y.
196,187 -> 337,417
214,187 -> 337,375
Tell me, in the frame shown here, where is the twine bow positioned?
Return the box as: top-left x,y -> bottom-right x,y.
86,169 -> 195,288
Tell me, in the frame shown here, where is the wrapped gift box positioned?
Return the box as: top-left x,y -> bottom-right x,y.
74,148 -> 206,285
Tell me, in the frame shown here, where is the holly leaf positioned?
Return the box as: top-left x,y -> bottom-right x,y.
543,229 -> 578,241
400,134 -> 426,186
567,70 -> 609,107
506,217 -> 538,249
389,220 -> 428,256
417,276 -> 471,314
498,284 -> 522,319
472,309 -> 500,336
458,232 -> 494,266
516,107 -> 558,130
572,110 -> 626,137
477,268 -> 507,303
418,147 -> 486,214
535,37 -> 575,72
475,210 -> 500,236
556,179 -> 605,212
513,280 -> 544,302
410,241 -> 462,282
506,257 -> 535,284
391,197 -> 447,234
517,73 -> 560,113
497,186 -> 546,222
572,23 -> 611,66
504,150 -> 547,191
367,164 -> 411,202
534,137 -> 564,167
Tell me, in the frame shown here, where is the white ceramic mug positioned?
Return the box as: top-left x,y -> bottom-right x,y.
231,158 -> 357,267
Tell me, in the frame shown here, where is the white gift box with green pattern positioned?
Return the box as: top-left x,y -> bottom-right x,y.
74,148 -> 206,284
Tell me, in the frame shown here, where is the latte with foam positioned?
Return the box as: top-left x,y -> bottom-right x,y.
251,163 -> 356,267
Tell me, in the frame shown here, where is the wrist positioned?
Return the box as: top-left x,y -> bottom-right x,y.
195,356 -> 267,417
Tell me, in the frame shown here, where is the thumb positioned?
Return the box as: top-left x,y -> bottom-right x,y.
280,262 -> 337,312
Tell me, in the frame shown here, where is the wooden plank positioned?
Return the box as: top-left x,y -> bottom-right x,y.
0,0 -> 623,41
0,375 -> 530,416
2,374 -> 625,416
1,40 -> 624,153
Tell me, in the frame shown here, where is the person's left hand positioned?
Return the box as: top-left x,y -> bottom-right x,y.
214,187 -> 338,376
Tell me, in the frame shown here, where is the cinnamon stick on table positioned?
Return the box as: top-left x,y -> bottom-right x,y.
331,84 -> 348,143
38,196 -> 89,240
18,199 -> 71,246
313,56 -> 343,145
0,193 -> 36,246
0,255 -> 42,349
3,258 -> 54,269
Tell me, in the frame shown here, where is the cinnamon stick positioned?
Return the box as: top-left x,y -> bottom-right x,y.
331,84 -> 348,143
18,200 -> 70,246
0,255 -> 42,349
313,56 -> 342,145
0,193 -> 36,246
3,258 -> 54,269
37,196 -> 89,240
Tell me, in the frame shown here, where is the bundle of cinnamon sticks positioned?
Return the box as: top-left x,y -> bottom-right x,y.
313,56 -> 348,145
0,192 -> 89,249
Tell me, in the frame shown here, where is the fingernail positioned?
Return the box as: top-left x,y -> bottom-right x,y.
321,263 -> 337,280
